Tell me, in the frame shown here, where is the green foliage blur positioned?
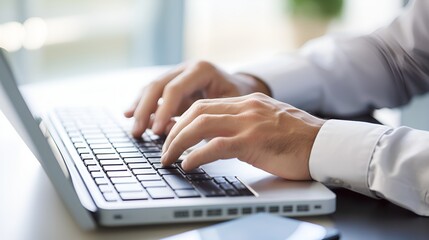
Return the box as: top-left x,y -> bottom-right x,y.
286,0 -> 344,19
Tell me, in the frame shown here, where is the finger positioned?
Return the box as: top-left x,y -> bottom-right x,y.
181,137 -> 239,171
131,86 -> 163,137
131,68 -> 183,137
161,114 -> 237,166
153,64 -> 220,134
124,94 -> 142,118
163,98 -> 244,152
164,119 -> 177,135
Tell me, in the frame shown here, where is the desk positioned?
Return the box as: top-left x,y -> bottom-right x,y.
1,67 -> 428,240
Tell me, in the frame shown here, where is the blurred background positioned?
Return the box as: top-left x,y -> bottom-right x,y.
1,0 -> 427,129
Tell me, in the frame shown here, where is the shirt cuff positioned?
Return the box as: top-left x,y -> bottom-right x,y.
309,119 -> 391,197
237,55 -> 323,113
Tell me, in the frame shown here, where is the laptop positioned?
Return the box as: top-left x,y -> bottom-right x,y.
0,49 -> 335,230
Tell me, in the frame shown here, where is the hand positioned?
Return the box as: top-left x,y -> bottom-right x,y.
124,60 -> 270,137
161,93 -> 326,180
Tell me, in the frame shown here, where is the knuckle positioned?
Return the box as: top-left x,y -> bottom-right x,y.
195,114 -> 211,126
244,98 -> 264,108
249,92 -> 266,98
191,101 -> 208,114
147,80 -> 162,90
164,82 -> 181,95
194,60 -> 215,71
212,138 -> 228,151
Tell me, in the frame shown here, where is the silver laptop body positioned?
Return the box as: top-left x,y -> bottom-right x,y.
0,50 -> 335,230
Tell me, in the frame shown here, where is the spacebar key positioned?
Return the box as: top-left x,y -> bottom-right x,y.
194,180 -> 225,197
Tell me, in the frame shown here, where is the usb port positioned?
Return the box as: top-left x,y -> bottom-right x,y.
297,205 -> 309,212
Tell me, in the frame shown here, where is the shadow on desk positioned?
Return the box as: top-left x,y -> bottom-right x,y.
330,188 -> 429,240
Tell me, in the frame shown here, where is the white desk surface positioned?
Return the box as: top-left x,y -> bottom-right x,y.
0,67 -> 331,240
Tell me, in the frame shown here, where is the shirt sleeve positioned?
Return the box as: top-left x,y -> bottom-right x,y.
310,120 -> 429,216
238,0 -> 429,116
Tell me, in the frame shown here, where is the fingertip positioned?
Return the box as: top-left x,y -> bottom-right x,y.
124,110 -> 133,118
132,121 -> 145,138
160,152 -> 172,166
151,121 -> 163,135
181,159 -> 194,171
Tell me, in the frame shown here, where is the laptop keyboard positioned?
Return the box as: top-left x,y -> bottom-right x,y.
56,108 -> 254,202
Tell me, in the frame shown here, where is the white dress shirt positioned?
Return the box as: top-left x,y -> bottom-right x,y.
240,0 -> 429,216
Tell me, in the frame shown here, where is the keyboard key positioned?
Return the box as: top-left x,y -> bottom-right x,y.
103,165 -> 127,171
90,143 -> 112,149
68,132 -> 81,138
83,133 -> 105,139
152,163 -> 175,169
88,165 -> 101,172
128,163 -> 151,169
232,182 -> 247,191
111,177 -> 138,184
186,174 -> 212,181
139,146 -> 160,153
99,160 -> 123,165
146,187 -> 175,199
112,142 -> 135,148
120,152 -> 143,158
193,180 -> 226,197
232,182 -> 254,196
124,158 -> 147,164
132,169 -> 157,175
103,192 -> 118,202
105,132 -> 126,138
107,171 -> 131,178
178,163 -> 205,174
218,182 -> 234,190
175,189 -> 200,198
137,142 -> 156,148
103,128 -> 124,134
109,137 -> 130,143
163,175 -> 194,190
78,148 -> 91,154
158,169 -> 181,175
120,192 -> 149,200
83,160 -> 97,166
93,149 -> 116,155
225,176 -> 238,183
91,172 -> 104,178
71,137 -> 84,143
95,178 -> 109,185
213,177 -> 228,184
99,185 -> 113,193
141,180 -> 166,188
97,154 -> 120,160
87,139 -> 109,144
116,147 -> 138,153
137,175 -> 162,181
225,189 -> 240,196
148,158 -> 162,164
115,183 -> 143,192
80,154 -> 94,160
144,152 -> 162,158
74,142 -> 87,148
